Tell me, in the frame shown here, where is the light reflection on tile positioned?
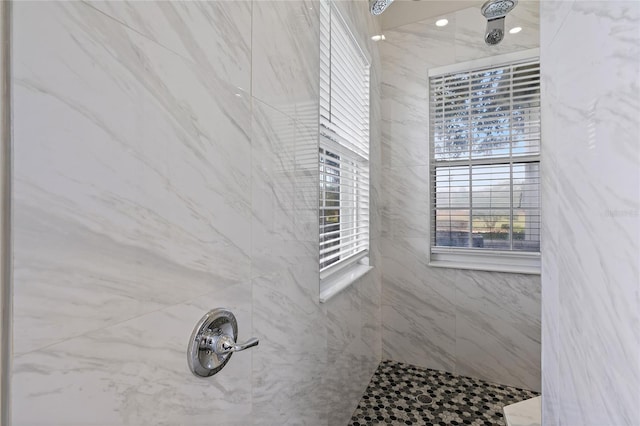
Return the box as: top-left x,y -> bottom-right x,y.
541,1 -> 640,424
11,0 -> 384,424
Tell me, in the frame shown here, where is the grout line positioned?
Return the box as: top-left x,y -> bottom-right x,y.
249,0 -> 254,412
0,1 -> 12,424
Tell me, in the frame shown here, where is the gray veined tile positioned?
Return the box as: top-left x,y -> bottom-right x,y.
381,19 -> 456,71
84,0 -> 252,92
381,238 -> 457,372
293,121 -> 320,244
455,270 -> 541,391
13,202 -> 244,354
540,1 -> 640,421
352,269 -> 384,375
325,283 -> 372,426
251,99 -> 298,265
380,86 -> 430,168
13,0 -> 252,352
251,240 -> 325,424
291,0 -> 321,129
539,0 -> 574,50
11,1 -> 386,425
251,269 -> 327,426
12,287 -> 252,426
252,0 -> 319,122
380,166 -> 431,239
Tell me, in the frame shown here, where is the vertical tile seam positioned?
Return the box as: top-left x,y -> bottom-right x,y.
249,0 -> 255,423
0,1 -> 12,424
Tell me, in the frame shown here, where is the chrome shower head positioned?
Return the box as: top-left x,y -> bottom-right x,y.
481,0 -> 517,19
481,0 -> 518,45
370,0 -> 394,16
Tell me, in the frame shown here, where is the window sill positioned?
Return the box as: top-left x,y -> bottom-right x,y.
430,249 -> 540,275
319,263 -> 373,303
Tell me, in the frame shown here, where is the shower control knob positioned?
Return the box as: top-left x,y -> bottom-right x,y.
187,308 -> 259,377
212,334 -> 259,355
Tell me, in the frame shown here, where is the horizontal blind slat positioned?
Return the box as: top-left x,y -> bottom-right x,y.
430,59 -> 540,254
319,0 -> 370,273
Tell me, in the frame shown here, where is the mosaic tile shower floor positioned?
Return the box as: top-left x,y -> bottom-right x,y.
349,360 -> 538,426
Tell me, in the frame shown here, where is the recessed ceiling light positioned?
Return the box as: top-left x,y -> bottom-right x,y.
371,34 -> 386,41
436,19 -> 449,27
509,26 -> 522,34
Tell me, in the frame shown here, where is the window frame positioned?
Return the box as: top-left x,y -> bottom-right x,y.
427,49 -> 541,275
319,0 -> 372,302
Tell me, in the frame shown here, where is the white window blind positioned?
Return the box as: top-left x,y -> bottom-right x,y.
429,59 -> 541,270
319,0 -> 370,279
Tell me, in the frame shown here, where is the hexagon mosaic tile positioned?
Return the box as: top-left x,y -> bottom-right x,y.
349,360 -> 538,426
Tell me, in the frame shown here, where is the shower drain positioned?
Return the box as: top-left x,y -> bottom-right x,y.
416,394 -> 433,404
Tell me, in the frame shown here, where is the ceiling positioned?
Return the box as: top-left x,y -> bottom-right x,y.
379,0 -> 481,30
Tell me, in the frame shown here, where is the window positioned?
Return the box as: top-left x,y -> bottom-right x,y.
319,0 -> 371,300
429,53 -> 541,274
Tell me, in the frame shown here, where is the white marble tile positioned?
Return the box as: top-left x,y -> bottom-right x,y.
362,283 -> 383,361
251,261 -> 327,425
541,1 -> 640,424
381,238 -> 457,371
251,0 -> 320,124
248,2 -> 381,424
13,0 -> 252,354
11,1 -> 384,424
369,69 -> 384,242
325,280 -> 374,426
12,285 -> 253,426
539,66 -> 561,424
250,97 -> 327,425
381,165 -> 430,239
382,18 -> 456,72
455,271 -> 541,391
292,0 -> 322,132
251,99 -> 297,257
503,396 -> 541,426
320,244 -> 382,426
293,121 -> 320,243
539,0 -> 574,50
380,84 -> 430,169
379,21 -> 452,169
85,0 -> 252,93
380,235 -> 541,388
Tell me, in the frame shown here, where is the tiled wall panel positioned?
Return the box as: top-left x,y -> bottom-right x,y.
379,2 -> 542,391
11,1 -> 382,424
540,1 -> 640,424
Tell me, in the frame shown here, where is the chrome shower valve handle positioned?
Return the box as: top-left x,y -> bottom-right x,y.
215,334 -> 259,355
188,308 -> 259,377
199,331 -> 259,356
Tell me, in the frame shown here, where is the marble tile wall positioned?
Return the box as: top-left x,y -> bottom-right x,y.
540,1 -> 640,424
379,1 -> 542,391
11,1 -> 381,425
0,2 -> 7,421
323,4 -> 384,424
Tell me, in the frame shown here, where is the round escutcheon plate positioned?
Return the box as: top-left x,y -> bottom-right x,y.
187,308 -> 238,377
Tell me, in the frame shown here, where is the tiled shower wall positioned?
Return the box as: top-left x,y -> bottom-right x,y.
540,1 -> 640,424
11,1 -> 381,425
379,2 -> 542,391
